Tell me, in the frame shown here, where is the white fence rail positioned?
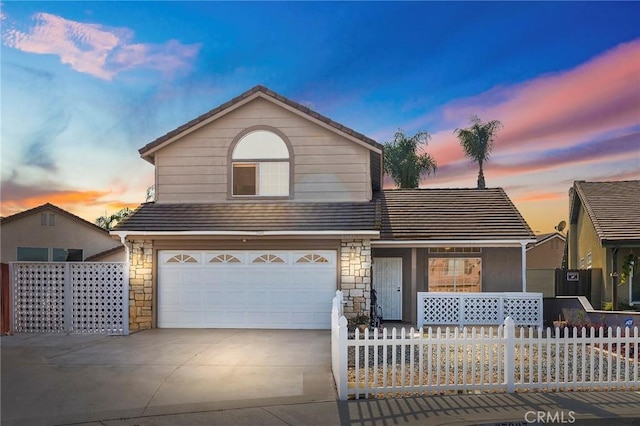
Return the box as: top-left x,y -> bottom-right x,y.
331,293 -> 640,400
417,292 -> 543,328
10,262 -> 128,335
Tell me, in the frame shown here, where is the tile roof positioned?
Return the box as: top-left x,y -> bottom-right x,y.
570,180 -> 640,245
116,188 -> 534,242
85,245 -> 125,261
138,85 -> 383,159
114,202 -> 377,232
0,203 -> 109,234
375,188 -> 535,241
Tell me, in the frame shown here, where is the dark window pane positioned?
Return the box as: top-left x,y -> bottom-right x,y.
17,247 -> 48,261
53,248 -> 83,261
233,164 -> 257,195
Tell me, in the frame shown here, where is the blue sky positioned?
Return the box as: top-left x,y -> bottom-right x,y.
1,1 -> 639,233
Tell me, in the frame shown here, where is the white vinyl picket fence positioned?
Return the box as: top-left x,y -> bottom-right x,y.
331,292 -> 640,400
10,262 -> 128,335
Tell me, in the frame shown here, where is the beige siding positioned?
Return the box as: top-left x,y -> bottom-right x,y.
155,97 -> 371,203
0,208 -> 123,262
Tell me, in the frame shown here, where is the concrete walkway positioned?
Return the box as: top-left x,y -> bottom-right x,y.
3,330 -> 640,425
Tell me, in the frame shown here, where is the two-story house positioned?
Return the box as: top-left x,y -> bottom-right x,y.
113,86 -> 535,331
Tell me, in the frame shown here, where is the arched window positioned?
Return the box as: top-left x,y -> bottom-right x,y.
231,130 -> 290,197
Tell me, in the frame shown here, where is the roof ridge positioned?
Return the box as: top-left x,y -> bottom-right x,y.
138,85 -> 382,159
0,203 -> 110,234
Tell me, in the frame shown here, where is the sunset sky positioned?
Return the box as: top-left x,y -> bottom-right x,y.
1,2 -> 639,233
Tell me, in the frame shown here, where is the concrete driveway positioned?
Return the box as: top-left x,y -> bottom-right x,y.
1,329 -> 336,426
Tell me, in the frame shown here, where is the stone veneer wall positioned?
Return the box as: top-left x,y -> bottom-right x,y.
129,239 -> 153,331
340,239 -> 372,318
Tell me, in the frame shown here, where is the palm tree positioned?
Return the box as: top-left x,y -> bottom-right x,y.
383,129 -> 437,189
454,115 -> 503,189
95,207 -> 133,230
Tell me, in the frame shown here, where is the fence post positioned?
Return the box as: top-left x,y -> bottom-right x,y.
504,316 -> 515,393
64,263 -> 72,334
338,315 -> 348,400
0,263 -> 10,335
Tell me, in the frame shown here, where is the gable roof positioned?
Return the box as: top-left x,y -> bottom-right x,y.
526,232 -> 565,251
0,203 -> 110,234
375,188 -> 535,242
535,232 -> 566,245
138,85 -> 383,163
569,180 -> 640,245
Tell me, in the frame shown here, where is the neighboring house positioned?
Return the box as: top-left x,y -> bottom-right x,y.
1,203 -> 125,263
113,85 -> 535,331
526,232 -> 566,297
568,180 -> 640,308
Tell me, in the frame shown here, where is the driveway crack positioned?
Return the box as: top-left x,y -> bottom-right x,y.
141,347 -> 209,416
260,406 -> 294,425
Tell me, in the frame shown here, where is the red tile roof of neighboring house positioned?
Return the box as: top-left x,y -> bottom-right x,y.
570,180 -> 640,245
138,85 -> 383,162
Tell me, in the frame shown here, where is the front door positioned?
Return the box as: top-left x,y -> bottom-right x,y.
373,257 -> 403,320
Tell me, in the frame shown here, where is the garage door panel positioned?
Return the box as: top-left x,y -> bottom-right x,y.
158,250 -> 336,329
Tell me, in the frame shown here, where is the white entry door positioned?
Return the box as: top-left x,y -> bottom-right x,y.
373,257 -> 402,320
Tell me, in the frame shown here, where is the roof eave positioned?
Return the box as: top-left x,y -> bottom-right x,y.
111,230 -> 380,239
371,239 -> 536,248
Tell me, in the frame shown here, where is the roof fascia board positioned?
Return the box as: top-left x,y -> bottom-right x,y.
371,239 -> 536,248
140,92 -> 261,161
1,203 -> 110,235
112,230 -> 380,238
602,240 -> 640,248
262,93 -> 382,154
140,91 -> 381,162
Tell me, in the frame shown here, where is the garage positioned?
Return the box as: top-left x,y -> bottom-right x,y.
157,250 -> 337,329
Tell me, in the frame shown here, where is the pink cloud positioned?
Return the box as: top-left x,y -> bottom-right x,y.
426,39 -> 640,167
2,12 -> 201,80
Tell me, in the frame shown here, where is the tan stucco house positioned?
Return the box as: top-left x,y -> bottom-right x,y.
1,203 -> 125,263
568,180 -> 640,308
113,86 -> 535,331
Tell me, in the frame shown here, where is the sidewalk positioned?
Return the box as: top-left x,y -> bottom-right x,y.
85,391 -> 640,425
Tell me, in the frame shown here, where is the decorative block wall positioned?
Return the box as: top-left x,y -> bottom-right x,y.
129,239 -> 153,331
340,239 -> 372,318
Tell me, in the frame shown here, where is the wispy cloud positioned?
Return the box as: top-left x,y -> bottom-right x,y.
422,39 -> 640,177
2,12 -> 201,80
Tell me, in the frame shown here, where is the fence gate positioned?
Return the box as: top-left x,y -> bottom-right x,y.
11,262 -> 128,335
555,268 -> 593,300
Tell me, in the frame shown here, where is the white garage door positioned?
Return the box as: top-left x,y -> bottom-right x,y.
157,250 -> 337,329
